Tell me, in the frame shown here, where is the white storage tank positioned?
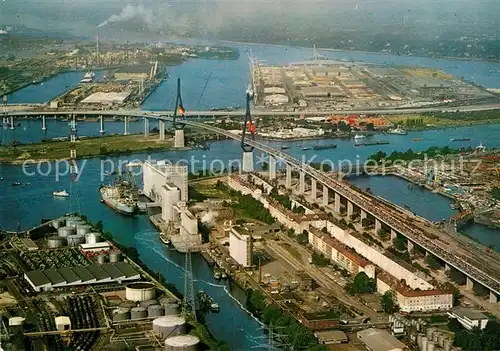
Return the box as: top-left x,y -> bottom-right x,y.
48,236 -> 66,248
443,339 -> 452,351
432,331 -> 439,343
417,334 -> 423,349
437,334 -> 444,347
164,335 -> 200,351
427,341 -> 435,351
148,305 -> 164,318
85,232 -> 101,244
58,226 -> 75,237
130,307 -> 148,320
97,255 -> 106,264
64,216 -> 80,227
126,282 -> 156,302
76,224 -> 92,236
164,303 -> 181,316
67,234 -> 85,247
51,218 -> 65,229
426,327 -> 434,340
421,337 -> 428,351
152,316 -> 186,339
109,251 -> 121,263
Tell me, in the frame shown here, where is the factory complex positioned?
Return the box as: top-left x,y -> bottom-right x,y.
252,60 -> 496,111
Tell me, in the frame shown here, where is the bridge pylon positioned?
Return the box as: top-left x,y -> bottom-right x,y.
241,88 -> 255,173
173,78 -> 186,148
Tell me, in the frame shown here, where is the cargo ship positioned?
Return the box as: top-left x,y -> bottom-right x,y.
450,138 -> 471,142
312,144 -> 337,150
355,140 -> 390,146
99,173 -> 139,215
197,290 -> 220,312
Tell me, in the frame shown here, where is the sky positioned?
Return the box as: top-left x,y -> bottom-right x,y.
0,0 -> 499,39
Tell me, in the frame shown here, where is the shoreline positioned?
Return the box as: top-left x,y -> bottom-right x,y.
220,39 -> 500,64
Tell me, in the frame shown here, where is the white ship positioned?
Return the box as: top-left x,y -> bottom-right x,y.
53,190 -> 69,197
80,71 -> 95,84
388,127 -> 408,135
354,134 -> 366,140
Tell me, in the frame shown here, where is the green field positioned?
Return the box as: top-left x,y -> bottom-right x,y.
0,134 -> 173,163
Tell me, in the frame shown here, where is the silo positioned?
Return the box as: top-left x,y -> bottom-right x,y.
76,224 -> 92,236
417,334 -> 423,349
67,234 -> 85,247
421,336 -> 428,351
68,219 -> 85,229
152,316 -> 186,339
52,218 -> 65,229
164,303 -> 180,316
109,251 -> 121,263
432,331 -> 439,343
64,216 -> 80,227
443,339 -> 452,351
437,334 -> 444,347
164,335 -> 200,351
58,226 -> 75,237
130,307 -> 148,320
427,341 -> 435,351
85,232 -> 101,244
126,282 -> 156,301
97,255 -> 106,264
140,299 -> 159,308
48,236 -> 66,249
148,305 -> 164,318
426,327 -> 434,340
112,309 -> 129,322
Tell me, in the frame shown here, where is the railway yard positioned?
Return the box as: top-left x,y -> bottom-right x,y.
0,215 -> 216,350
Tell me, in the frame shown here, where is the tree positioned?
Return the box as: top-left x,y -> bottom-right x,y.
426,254 -> 442,270
347,272 -> 376,295
311,252 -> 330,267
381,291 -> 400,314
378,228 -> 389,241
393,236 -> 407,252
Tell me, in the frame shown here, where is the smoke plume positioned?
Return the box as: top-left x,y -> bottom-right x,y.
98,4 -> 156,28
201,211 -> 218,227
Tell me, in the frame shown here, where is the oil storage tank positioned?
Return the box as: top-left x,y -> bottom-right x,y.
140,299 -> 159,308
164,335 -> 200,351
58,226 -> 75,238
51,218 -> 65,229
76,224 -> 92,236
148,305 -> 164,318
67,234 -> 85,247
126,282 -> 156,302
97,255 -> 106,264
152,316 -> 186,339
64,216 -> 80,227
130,307 -> 148,320
109,251 -> 121,263
48,236 -> 66,248
112,308 -> 129,322
164,303 -> 180,316
85,232 -> 101,244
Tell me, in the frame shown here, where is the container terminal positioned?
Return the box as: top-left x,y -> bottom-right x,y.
0,214 -> 214,350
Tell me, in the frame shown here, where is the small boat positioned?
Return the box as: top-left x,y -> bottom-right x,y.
387,127 -> 408,135
213,270 -> 221,279
312,144 -> 337,150
126,161 -> 142,167
354,134 -> 366,140
53,190 -> 69,197
450,138 -> 471,142
159,233 -> 171,245
12,182 -> 22,187
302,147 -> 311,151
280,146 -> 290,150
412,138 -> 422,142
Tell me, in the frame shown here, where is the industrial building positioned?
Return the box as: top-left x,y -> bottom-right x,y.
143,161 -> 201,251
314,330 -> 348,345
448,307 -> 491,330
377,272 -> 453,312
24,262 -> 140,292
357,328 -> 407,351
229,226 -> 253,267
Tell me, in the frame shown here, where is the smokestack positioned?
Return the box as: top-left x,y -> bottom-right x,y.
96,27 -> 100,67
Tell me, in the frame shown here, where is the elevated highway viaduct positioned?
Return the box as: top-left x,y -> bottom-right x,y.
3,109 -> 500,302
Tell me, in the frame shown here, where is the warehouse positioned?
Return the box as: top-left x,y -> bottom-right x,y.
24,263 -> 140,292
81,92 -> 130,105
357,328 -> 407,351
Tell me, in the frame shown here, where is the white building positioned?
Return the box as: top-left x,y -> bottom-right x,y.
143,162 -> 188,202
229,226 -> 253,267
357,328 -> 407,351
161,183 -> 181,222
448,308 -> 490,330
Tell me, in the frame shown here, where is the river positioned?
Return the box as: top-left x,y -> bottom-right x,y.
2,41 -> 500,347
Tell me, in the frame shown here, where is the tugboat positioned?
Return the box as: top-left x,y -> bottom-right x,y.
52,190 -> 69,197
99,171 -> 139,215
197,290 -> 220,313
